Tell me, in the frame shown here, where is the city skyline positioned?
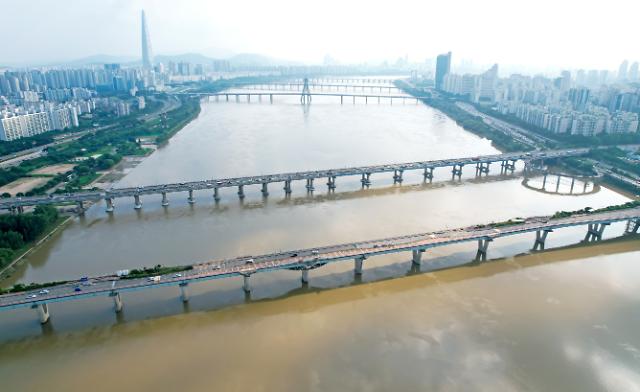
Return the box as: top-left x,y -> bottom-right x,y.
2,0 -> 639,72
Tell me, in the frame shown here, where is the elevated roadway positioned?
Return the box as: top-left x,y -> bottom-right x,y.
3,206 -> 639,323
0,148 -> 588,212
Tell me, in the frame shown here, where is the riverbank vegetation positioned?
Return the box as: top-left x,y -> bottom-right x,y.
0,95 -> 201,195
0,206 -> 60,272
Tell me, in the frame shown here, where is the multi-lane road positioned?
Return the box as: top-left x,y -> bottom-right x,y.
2,206 -> 638,311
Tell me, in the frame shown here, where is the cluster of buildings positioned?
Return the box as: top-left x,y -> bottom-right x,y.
435,52 -> 640,136
0,103 -> 85,141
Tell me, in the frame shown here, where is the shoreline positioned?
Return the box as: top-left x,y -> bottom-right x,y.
0,97 -> 202,286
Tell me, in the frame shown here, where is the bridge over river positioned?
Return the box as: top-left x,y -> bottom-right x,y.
0,148 -> 588,213
3,206 -> 639,323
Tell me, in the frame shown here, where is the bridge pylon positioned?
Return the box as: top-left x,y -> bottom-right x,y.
300,78 -> 312,104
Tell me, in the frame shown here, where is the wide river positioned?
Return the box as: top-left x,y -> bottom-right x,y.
1,90 -> 639,391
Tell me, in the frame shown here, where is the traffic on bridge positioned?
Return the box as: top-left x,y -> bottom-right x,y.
3,205 -> 638,324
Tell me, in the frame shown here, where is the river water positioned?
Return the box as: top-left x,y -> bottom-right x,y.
1,91 -> 639,391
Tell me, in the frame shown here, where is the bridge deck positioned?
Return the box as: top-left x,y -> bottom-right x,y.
0,148 -> 587,208
2,206 -> 638,310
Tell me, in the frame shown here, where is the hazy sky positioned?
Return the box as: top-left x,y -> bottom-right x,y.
2,0 -> 638,71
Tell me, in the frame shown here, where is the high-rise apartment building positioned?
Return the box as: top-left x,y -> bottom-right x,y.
435,52 -> 452,91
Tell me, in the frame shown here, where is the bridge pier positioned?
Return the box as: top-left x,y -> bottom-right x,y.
243,275 -> 251,293
327,176 -> 336,190
354,256 -> 366,275
625,219 -> 640,234
423,167 -> 434,182
360,173 -> 372,187
452,164 -> 463,179
213,187 -> 220,202
393,170 -> 404,184
569,178 -> 575,194
501,160 -> 516,173
261,183 -> 269,196
225,94 -> 229,102
133,194 -> 142,210
305,178 -> 315,191
105,197 -> 115,213
284,180 -> 292,194
235,95 -> 239,102
340,95 -> 343,105
475,162 -> 490,176
110,292 -> 123,313
475,238 -> 493,262
179,282 -> 190,302
412,249 -> 425,265
301,269 -> 309,284
188,189 -> 195,204
237,185 -> 245,199
76,201 -> 85,214
161,192 -> 169,206
532,229 -> 553,251
584,223 -> 609,242
32,303 -> 50,324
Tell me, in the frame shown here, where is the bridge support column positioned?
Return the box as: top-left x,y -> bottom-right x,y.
305,178 -> 315,191
423,167 -> 434,182
179,282 -> 190,302
569,178 -> 575,194
188,189 -> 195,204
340,95 -> 343,105
412,249 -> 425,265
133,194 -> 142,210
393,170 -> 404,184
261,183 -> 269,196
475,162 -> 490,176
161,192 -> 169,207
243,275 -> 251,293
327,176 -> 336,190
76,201 -> 85,214
32,303 -> 50,324
301,269 -> 309,284
585,223 -> 609,242
213,188 -> 220,202
270,94 -> 273,104
452,164 -> 463,179
532,229 -> 553,251
625,219 -> 640,234
110,292 -> 123,313
475,238 -> 493,262
354,256 -> 365,275
237,185 -> 245,199
501,160 -> 516,172
284,180 -> 292,194
105,197 -> 114,213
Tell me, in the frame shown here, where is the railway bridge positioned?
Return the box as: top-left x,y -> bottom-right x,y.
2,206 -> 639,324
0,148 -> 588,213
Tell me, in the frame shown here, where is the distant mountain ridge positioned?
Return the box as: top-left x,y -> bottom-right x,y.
17,52 -> 304,68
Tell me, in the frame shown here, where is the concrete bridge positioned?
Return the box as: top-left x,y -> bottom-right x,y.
3,206 -> 639,323
0,149 -> 588,213
187,91 -> 425,105
241,83 -> 402,93
300,78 -> 398,84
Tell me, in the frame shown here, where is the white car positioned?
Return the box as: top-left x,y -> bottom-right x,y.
39,289 -> 50,295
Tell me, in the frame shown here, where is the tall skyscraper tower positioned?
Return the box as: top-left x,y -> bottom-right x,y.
435,52 -> 452,91
618,60 -> 628,81
141,10 -> 153,70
